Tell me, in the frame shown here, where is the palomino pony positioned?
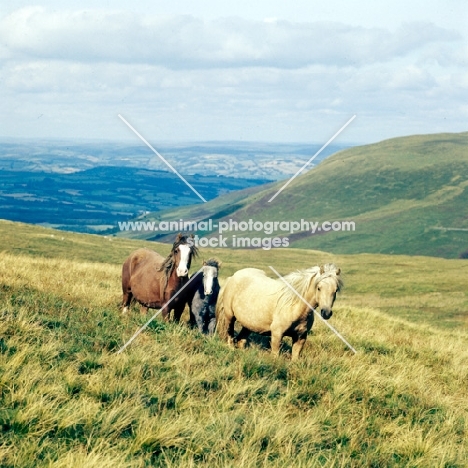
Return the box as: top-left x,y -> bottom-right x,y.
121,233 -> 198,320
216,264 -> 342,360
187,259 -> 221,335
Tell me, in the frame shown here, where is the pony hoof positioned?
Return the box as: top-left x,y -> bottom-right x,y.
122,306 -> 128,314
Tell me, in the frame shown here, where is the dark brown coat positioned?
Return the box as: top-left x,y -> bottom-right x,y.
121,234 -> 198,320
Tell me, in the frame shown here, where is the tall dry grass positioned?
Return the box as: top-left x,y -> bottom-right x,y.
1,249 -> 467,467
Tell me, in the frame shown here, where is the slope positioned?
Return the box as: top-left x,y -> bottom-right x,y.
0,221 -> 467,467
122,132 -> 468,258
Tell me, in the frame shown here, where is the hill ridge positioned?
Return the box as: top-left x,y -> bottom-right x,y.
124,131 -> 468,258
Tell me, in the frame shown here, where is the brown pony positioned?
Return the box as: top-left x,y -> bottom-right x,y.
121,233 -> 198,320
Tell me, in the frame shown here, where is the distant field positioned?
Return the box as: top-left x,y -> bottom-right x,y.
0,220 -> 467,466
0,168 -> 267,233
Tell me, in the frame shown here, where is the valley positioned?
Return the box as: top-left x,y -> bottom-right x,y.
0,139 -> 344,233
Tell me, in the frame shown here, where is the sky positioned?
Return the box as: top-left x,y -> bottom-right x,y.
1,1 -> 467,145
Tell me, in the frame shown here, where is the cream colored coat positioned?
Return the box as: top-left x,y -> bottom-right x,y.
217,265 -> 342,360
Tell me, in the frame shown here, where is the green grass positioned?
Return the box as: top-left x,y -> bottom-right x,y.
2,219 -> 466,330
0,220 -> 468,466
0,219 -> 158,264
129,131 -> 468,258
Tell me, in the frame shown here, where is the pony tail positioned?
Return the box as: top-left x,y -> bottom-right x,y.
215,277 -> 229,338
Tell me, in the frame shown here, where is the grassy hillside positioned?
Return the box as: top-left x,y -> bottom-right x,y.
1,219 -> 467,329
1,221 -> 467,466
125,132 -> 468,258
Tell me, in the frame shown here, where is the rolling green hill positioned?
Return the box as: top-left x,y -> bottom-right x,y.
0,220 -> 467,466
122,132 -> 468,258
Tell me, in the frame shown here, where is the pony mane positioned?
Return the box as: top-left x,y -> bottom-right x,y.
276,263 -> 342,310
204,257 -> 221,269
316,263 -> 343,291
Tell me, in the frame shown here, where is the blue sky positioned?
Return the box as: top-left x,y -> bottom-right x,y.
1,1 -> 467,144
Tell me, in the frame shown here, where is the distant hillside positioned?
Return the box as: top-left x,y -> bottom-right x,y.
124,132 -> 468,258
0,139 -> 346,180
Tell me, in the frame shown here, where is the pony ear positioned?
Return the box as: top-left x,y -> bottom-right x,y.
336,268 -> 341,275
203,259 -> 206,265
190,233 -> 194,239
320,265 -> 325,275
176,232 -> 182,241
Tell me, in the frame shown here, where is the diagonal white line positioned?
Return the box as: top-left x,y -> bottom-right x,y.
268,115 -> 356,203
117,267 -> 203,354
269,266 -> 357,354
118,114 -> 207,203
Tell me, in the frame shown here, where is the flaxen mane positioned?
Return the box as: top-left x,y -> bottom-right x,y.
276,263 -> 343,311
315,263 -> 343,291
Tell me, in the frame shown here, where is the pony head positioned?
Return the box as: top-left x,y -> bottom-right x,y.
314,263 -> 342,320
202,258 -> 221,295
173,233 -> 198,277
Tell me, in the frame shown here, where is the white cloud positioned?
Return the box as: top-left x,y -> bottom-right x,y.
0,8 -> 461,69
0,7 -> 466,143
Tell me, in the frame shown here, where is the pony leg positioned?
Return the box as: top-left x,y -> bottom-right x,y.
189,308 -> 196,328
226,316 -> 236,346
207,316 -> 216,336
194,306 -> 206,334
270,332 -> 283,357
161,306 -> 170,322
207,305 -> 217,336
122,291 -> 133,314
202,304 -> 217,335
270,320 -> 288,357
291,333 -> 308,361
173,305 -> 184,323
236,327 -> 251,349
